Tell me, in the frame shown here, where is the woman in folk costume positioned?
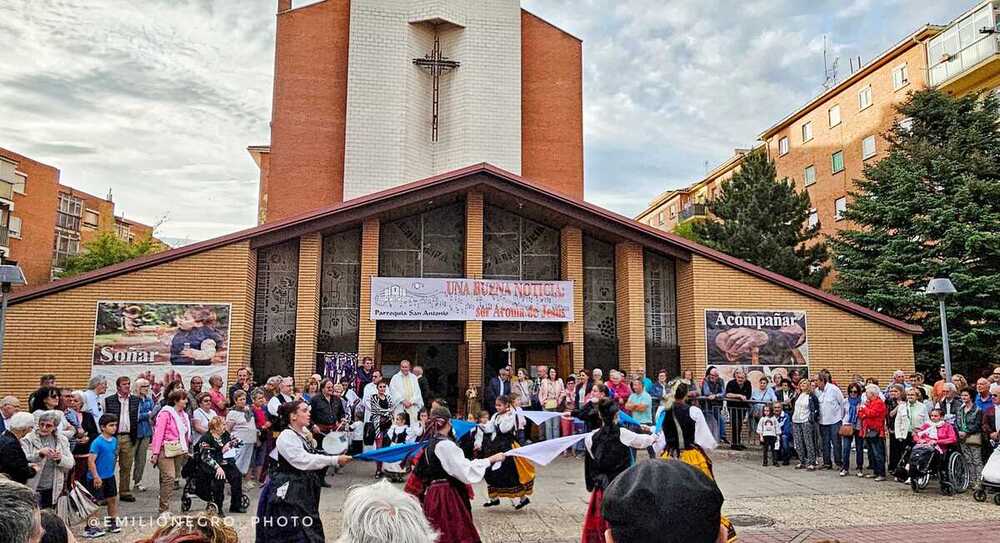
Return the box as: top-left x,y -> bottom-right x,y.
477,394 -> 536,508
409,405 -> 506,543
581,398 -> 659,543
256,400 -> 352,543
657,382 -> 737,541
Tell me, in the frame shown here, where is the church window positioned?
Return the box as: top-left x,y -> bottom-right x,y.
318,228 -> 361,354
252,239 -> 299,379
644,250 -> 678,378
584,236 -> 617,370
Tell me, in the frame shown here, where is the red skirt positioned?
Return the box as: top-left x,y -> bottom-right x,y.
581,489 -> 608,543
423,481 -> 481,543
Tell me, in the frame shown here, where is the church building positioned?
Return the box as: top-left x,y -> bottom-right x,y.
0,1 -> 920,410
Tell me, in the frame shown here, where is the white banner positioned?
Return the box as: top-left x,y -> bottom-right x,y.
370,277 -> 574,322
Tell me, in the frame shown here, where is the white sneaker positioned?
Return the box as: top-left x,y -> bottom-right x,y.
158,511 -> 171,523
136,483 -> 147,492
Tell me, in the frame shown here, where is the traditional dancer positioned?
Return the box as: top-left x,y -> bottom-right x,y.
581,398 -> 659,543
657,383 -> 736,541
256,400 -> 351,543
478,395 -> 535,508
409,405 -> 506,543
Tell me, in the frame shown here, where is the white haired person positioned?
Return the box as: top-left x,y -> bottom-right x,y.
336,480 -> 439,543
82,376 -> 108,419
256,400 -> 351,542
408,405 -> 504,542
1,412 -> 38,485
22,410 -> 74,508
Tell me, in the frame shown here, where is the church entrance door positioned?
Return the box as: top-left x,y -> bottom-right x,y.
378,342 -> 460,411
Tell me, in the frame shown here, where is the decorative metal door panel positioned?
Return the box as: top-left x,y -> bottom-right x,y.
252,240 -> 299,379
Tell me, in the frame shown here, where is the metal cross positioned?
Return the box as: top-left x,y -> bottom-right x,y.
413,33 -> 460,142
502,341 -> 517,369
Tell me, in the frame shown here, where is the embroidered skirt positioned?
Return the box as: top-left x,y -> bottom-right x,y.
423,480 -> 481,543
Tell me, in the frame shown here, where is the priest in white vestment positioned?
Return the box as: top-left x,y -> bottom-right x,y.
389,359 -> 423,423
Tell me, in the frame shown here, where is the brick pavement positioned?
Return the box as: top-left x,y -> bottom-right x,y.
739,521 -> 998,543
79,448 -> 998,542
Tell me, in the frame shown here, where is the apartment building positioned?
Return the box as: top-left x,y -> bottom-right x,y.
0,147 -> 159,287
635,149 -> 750,231
640,1 -> 1000,245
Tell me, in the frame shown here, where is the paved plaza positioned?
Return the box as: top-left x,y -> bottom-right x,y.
80,448 -> 998,542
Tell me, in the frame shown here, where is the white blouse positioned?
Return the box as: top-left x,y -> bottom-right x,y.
273,428 -> 343,471
585,427 -> 658,456
433,439 -> 493,484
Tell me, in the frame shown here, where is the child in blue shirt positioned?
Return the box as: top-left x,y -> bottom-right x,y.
774,401 -> 793,466
86,414 -> 121,538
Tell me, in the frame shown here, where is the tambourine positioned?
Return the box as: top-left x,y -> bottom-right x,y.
321,431 -> 350,455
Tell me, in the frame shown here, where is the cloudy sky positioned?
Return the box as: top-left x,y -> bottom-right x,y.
0,0 -> 969,242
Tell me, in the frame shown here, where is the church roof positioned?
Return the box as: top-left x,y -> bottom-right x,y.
9,163 -> 921,334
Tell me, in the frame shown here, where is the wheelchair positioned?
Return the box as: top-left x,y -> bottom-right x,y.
897,441 -> 969,495
180,449 -> 251,513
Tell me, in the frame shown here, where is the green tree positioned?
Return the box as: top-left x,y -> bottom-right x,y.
671,217 -> 708,243
692,149 -> 829,287
58,231 -> 162,278
831,89 -> 1000,375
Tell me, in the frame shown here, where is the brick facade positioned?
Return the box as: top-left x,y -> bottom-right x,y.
0,148 -> 59,288
265,0 -> 351,222
464,192 -> 484,389
257,2 -> 583,221
357,217 -> 379,359
521,10 -> 584,199
676,255 -> 915,386
614,242 -> 645,374
0,242 -> 255,401
1,168 -> 916,405
0,148 -> 157,289
560,225 -> 584,371
762,38 -> 933,248
293,233 -> 322,386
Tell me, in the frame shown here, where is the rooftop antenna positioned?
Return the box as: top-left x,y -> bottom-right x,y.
823,36 -> 839,90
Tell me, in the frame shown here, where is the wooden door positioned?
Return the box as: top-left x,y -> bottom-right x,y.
557,342 -> 573,379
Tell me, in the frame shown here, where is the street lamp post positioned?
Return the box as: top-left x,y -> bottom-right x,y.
925,277 -> 957,381
0,264 -> 26,369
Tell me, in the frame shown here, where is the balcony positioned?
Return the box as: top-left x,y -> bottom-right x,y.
928,2 -> 1000,95
678,203 -> 708,222
56,211 -> 81,232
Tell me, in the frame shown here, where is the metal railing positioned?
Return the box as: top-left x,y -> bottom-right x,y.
0,225 -> 8,248
679,203 -> 708,221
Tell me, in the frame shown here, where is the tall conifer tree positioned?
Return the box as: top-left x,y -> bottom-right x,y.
693,149 -> 829,287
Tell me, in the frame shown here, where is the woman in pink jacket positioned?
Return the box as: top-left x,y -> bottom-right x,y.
538,366 -> 565,441
149,389 -> 191,517
913,408 -> 958,454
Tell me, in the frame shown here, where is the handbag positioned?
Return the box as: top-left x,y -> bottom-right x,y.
163,440 -> 186,458
838,424 -> 854,437
363,422 -> 376,446
543,399 -> 559,410
62,482 -> 100,525
964,433 -> 982,446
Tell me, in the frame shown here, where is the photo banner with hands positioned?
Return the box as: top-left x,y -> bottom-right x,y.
705,309 -> 808,383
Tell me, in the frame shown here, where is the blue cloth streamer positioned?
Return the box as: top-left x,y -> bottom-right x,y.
617,411 -> 643,427
451,418 -> 476,440
352,418 -> 475,463
352,441 -> 427,463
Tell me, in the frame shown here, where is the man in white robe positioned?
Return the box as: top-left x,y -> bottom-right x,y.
389,360 -> 423,423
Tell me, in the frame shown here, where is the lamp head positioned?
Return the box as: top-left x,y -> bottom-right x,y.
925,277 -> 956,297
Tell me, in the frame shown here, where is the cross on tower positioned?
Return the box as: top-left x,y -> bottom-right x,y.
413,33 -> 460,142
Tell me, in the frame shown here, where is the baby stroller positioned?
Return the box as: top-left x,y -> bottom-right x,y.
896,441 -> 969,495
180,441 -> 251,513
972,442 -> 1000,505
